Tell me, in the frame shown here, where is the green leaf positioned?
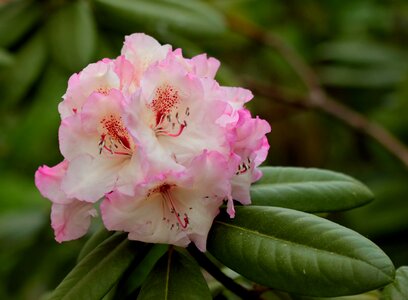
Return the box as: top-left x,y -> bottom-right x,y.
260,290 -> 293,300
250,167 -> 374,212
117,244 -> 168,297
77,227 -> 114,262
137,248 -> 212,300
0,30 -> 47,108
46,0 -> 96,72
101,285 -> 117,300
382,266 -> 408,300
207,206 -> 395,297
94,0 -> 226,36
0,0 -> 42,47
49,233 -> 150,300
297,290 -> 381,300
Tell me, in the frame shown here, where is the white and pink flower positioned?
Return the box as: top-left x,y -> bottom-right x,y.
35,33 -> 270,249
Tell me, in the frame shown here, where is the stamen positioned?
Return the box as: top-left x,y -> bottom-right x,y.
96,87 -> 111,95
149,84 -> 190,138
156,124 -> 186,137
236,160 -> 251,175
151,84 -> 180,125
156,184 -> 189,229
98,114 -> 133,156
98,134 -> 106,154
154,112 -> 187,138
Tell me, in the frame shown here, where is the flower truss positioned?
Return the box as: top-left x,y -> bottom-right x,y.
35,33 -> 270,252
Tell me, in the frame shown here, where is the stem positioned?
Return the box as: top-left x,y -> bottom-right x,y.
227,13 -> 408,168
187,245 -> 258,299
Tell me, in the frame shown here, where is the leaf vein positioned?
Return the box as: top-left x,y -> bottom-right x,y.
214,220 -> 391,279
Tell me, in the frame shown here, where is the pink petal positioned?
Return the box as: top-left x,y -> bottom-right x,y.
121,33 -> 171,86
59,59 -> 120,119
190,53 -> 220,79
35,161 -> 70,204
51,201 -> 97,243
59,115 -> 99,160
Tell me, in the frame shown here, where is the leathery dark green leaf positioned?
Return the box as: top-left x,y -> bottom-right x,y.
297,290 -> 381,300
207,206 -> 395,297
77,226 -> 114,262
49,233 -> 151,300
382,266 -> 408,300
250,167 -> 374,212
116,244 -> 169,297
137,248 -> 212,300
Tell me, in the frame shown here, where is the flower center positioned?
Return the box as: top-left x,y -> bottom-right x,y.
149,183 -> 189,230
98,114 -> 133,156
150,84 -> 189,137
96,87 -> 111,95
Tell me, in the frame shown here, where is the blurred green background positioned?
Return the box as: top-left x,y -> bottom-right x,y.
1,0 -> 408,299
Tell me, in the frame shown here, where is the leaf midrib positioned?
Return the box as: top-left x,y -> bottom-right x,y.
60,238 -> 130,299
164,249 -> 172,300
252,180 -> 360,188
214,220 -> 391,279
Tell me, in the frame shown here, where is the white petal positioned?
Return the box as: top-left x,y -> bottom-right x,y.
121,33 -> 171,85
101,189 -> 190,247
59,59 -> 120,119
171,187 -> 222,252
61,154 -> 128,202
59,115 -> 99,160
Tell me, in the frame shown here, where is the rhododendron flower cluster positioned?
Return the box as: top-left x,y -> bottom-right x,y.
35,33 -> 270,251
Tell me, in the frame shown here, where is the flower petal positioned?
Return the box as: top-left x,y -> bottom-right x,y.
59,115 -> 99,160
121,33 -> 171,86
59,59 -> 120,119
136,54 -> 230,165
229,110 -> 271,204
35,161 -> 70,204
190,53 -> 220,79
61,154 -> 126,202
51,200 -> 97,243
102,151 -> 233,251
